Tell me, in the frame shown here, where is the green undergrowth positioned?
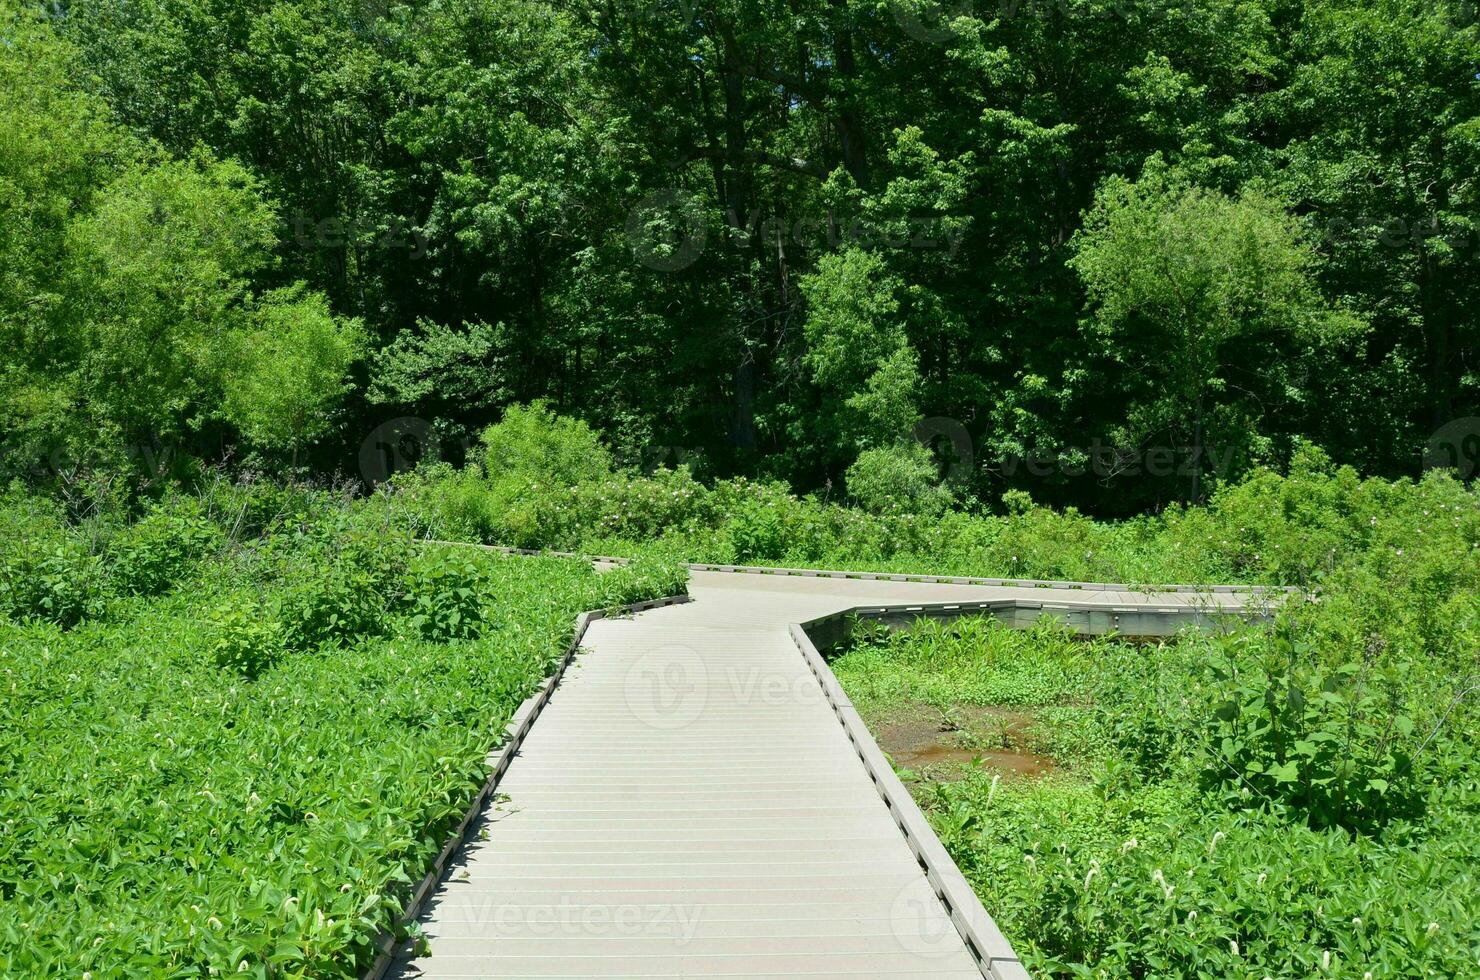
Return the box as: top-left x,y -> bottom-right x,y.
831,600 -> 1480,977
379,407 -> 1480,592
0,482 -> 688,976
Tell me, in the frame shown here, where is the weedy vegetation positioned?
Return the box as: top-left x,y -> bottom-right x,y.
829,471 -> 1480,978
0,480 -> 687,976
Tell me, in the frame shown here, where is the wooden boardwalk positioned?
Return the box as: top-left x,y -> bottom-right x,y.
390,570 -> 1266,979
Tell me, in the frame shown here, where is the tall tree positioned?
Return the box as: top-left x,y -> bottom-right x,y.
1071,176 -> 1361,499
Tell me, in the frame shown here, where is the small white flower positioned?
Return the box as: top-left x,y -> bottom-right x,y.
1121,838 -> 1139,854
1230,940 -> 1239,956
1427,922 -> 1440,937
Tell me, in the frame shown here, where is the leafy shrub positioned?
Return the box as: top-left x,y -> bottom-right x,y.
574,465 -> 719,541
834,603 -> 1480,978
209,592 -> 283,678
402,546 -> 496,641
275,532 -> 407,650
105,496 -> 222,596
203,476 -> 345,540
0,489 -> 103,627
983,501 -> 1121,581
935,773 -> 1479,979
1200,629 -> 1425,835
487,473 -> 586,550
1198,443 -> 1374,584
480,401 -> 613,487
596,554 -> 690,608
0,503 -> 689,976
372,463 -> 496,542
846,442 -> 954,516
720,479 -> 797,563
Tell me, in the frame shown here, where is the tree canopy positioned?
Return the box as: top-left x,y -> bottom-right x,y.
3,0 -> 1477,510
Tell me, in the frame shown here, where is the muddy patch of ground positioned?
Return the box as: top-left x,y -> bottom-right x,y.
867,702 -> 1056,780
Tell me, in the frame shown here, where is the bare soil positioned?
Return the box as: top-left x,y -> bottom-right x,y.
867,702 -> 1056,780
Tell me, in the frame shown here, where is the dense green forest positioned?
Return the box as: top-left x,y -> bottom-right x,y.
3,0 -> 1478,512
3,3 -> 1479,973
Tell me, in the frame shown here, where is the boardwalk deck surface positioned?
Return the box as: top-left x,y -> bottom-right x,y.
392,571 -> 1258,979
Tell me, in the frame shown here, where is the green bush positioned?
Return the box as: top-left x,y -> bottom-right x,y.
596,553 -> 690,608
275,532 -> 407,650
1200,629 -> 1425,835
574,465 -> 719,541
209,592 -> 283,678
402,546 -> 496,641
933,774 -> 1479,978
721,480 -> 796,563
0,489 -> 103,627
0,499 -> 686,976
846,442 -> 954,516
480,401 -> 613,487
105,496 -> 222,596
355,409 -> 1480,598
203,476 -> 346,540
834,547 -> 1480,977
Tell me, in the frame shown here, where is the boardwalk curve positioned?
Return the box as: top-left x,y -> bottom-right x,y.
385,567 -> 1277,980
